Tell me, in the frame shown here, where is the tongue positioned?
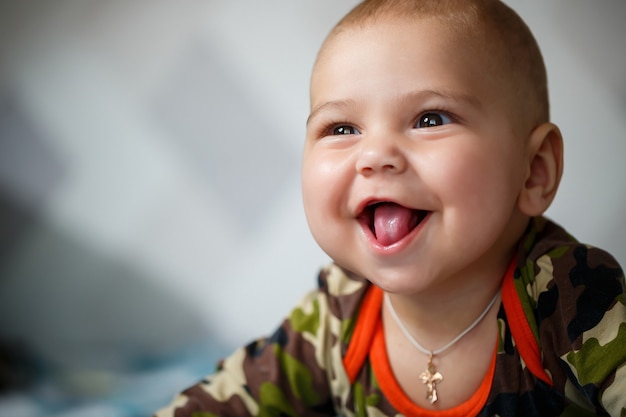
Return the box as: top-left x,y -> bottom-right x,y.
373,203 -> 416,246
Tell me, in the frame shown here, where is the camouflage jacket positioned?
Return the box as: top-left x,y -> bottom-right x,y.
155,217 -> 626,416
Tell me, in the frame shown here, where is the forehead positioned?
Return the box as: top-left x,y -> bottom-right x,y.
311,18 -> 500,107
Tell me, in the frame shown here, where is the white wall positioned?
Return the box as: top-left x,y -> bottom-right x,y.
0,0 -> 624,371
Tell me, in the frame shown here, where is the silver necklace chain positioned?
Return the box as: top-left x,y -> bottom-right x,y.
384,291 -> 500,356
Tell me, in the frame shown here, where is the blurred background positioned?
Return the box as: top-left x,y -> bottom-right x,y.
0,0 -> 624,416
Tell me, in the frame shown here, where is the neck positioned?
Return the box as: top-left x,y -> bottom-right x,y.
384,268 -> 504,350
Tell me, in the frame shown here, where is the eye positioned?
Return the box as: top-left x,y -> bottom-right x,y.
417,112 -> 453,128
332,125 -> 360,135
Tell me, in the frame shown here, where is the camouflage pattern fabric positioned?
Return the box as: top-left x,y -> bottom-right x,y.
155,217 -> 626,416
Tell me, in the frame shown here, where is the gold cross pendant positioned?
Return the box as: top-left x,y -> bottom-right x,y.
419,354 -> 443,404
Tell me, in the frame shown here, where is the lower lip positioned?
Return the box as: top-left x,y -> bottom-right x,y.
360,212 -> 431,255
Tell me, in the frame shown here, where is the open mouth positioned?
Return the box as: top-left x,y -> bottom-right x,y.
359,202 -> 429,246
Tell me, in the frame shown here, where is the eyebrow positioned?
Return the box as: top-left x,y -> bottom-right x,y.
403,89 -> 483,109
306,99 -> 358,126
306,89 -> 483,126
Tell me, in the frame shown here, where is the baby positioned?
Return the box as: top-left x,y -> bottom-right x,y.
156,0 -> 626,416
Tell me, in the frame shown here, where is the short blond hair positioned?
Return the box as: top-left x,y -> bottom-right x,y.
319,0 -> 549,130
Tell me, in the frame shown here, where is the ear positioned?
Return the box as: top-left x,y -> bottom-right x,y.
518,122 -> 564,216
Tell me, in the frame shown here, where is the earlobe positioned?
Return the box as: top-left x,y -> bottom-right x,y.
518,122 -> 564,216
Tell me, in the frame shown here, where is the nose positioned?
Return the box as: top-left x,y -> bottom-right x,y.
355,133 -> 408,176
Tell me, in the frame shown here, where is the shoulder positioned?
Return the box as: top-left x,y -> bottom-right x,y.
515,217 -> 626,414
517,217 -> 624,307
291,263 -> 371,358
272,263 -> 371,373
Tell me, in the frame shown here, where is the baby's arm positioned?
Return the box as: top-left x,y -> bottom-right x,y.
154,287 -> 339,417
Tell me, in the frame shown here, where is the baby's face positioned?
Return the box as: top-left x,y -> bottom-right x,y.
302,18 -> 532,293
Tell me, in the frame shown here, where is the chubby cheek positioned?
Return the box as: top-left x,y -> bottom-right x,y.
432,146 -> 521,218
301,174 -> 325,235
301,151 -> 348,241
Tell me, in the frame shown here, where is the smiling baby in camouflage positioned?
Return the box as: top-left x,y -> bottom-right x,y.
155,0 -> 626,416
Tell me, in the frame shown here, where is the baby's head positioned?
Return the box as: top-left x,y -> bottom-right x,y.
318,0 -> 549,135
302,0 -> 563,291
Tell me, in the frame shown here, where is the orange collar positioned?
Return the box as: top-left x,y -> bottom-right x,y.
342,259 -> 553,415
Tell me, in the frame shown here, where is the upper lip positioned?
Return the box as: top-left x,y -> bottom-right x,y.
355,197 -> 415,217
